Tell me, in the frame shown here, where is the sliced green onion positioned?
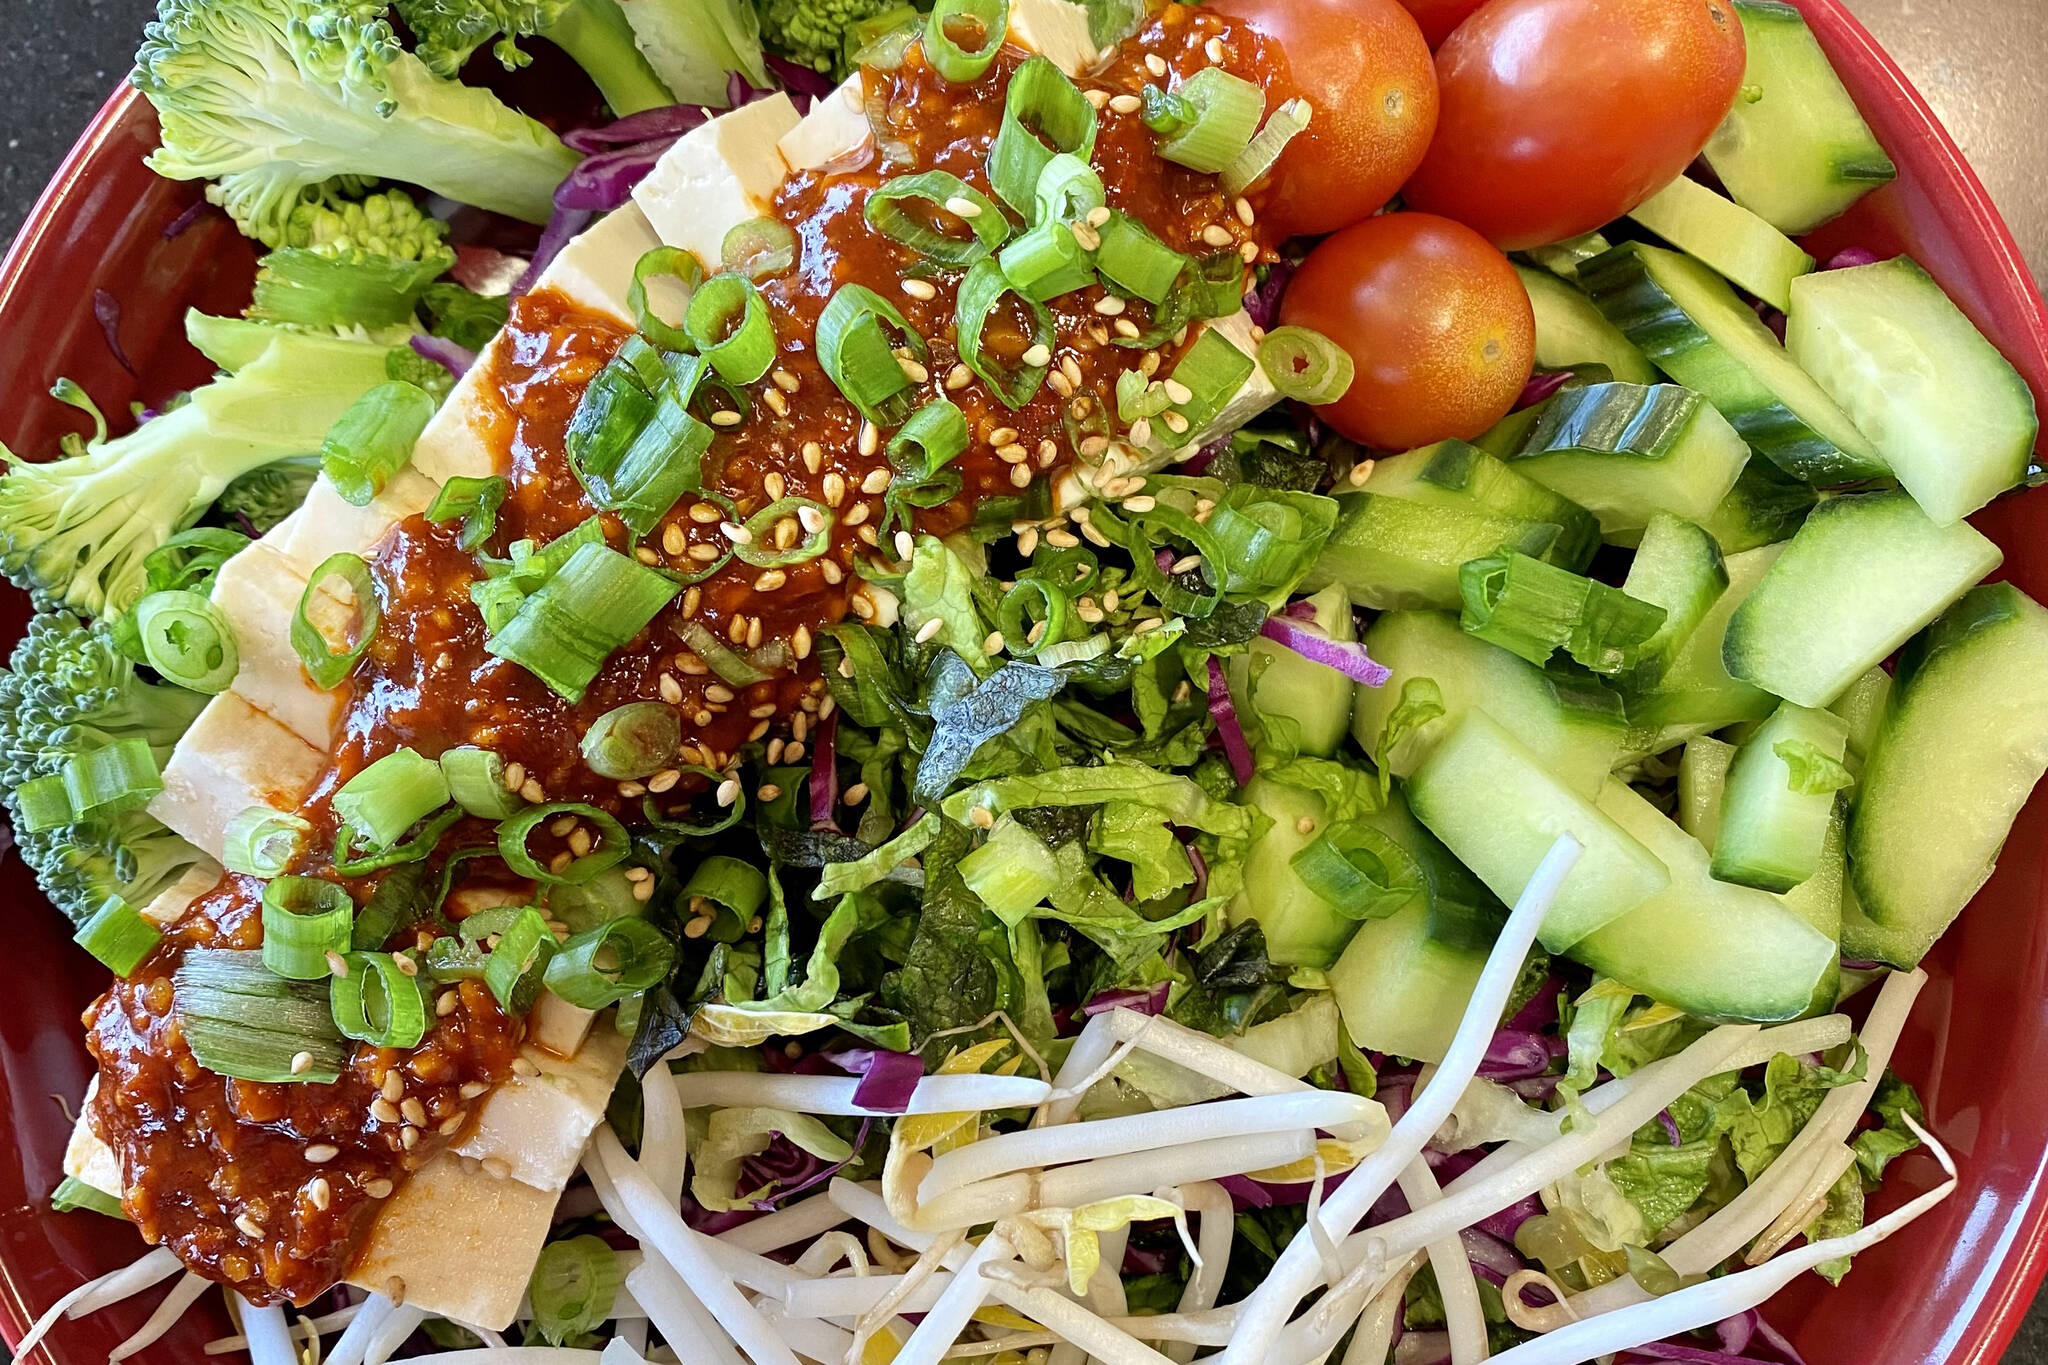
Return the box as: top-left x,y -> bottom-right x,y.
582,702 -> 681,779
143,527 -> 249,597
426,475 -> 509,552
1458,552 -> 1671,674
571,351 -> 715,536
865,172 -> 1009,267
424,935 -> 490,982
1153,68 -> 1263,173
293,553 -> 380,691
956,258 -> 1054,409
641,764 -> 745,837
1258,325 -> 1355,405
1163,326 -> 1257,435
736,496 -> 835,568
722,218 -> 798,281
1140,83 -> 1195,135
331,949 -> 430,1048
1033,152 -> 1105,224
52,1176 -> 124,1219
175,948 -> 349,1083
261,875 -> 356,980
14,774 -> 74,833
681,855 -> 770,923
1204,486 -> 1335,596
486,542 -> 680,703
62,738 -> 162,820
887,399 -> 970,480
685,274 -> 777,385
1223,96 -> 1311,197
851,3 -> 923,69
333,748 -> 451,851
627,246 -> 704,351
999,221 -> 1095,302
994,577 -> 1070,657
498,802 -> 631,885
1290,825 -> 1422,920
333,805 -> 464,876
1115,368 -> 1171,422
350,862 -> 433,952
76,895 -> 162,976
543,917 -> 675,1009
566,360 -> 657,491
677,618 -> 773,686
987,55 -> 1098,211
924,0 -> 1008,81
482,908 -> 556,1015
529,1235 -> 628,1347
441,746 -> 526,818
322,381 -> 437,507
223,806 -> 311,878
817,285 -> 928,428
131,589 -> 237,694
1096,212 -> 1188,307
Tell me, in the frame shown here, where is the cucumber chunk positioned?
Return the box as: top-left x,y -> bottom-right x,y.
1839,873 -> 1931,970
1788,257 -> 2039,526
1349,610 -> 1627,799
1525,231 -> 1615,282
1581,242 -> 1886,485
1406,711 -> 1669,952
1363,439 -> 1602,571
1848,583 -> 2048,950
1301,493 -> 1561,610
1723,490 -> 2003,707
1569,780 -> 1837,1021
1710,702 -> 1851,892
1677,735 -> 1736,848
1229,583 -> 1355,758
1510,381 -> 1751,540
1699,457 -> 1818,554
1227,775 -> 1359,969
1328,790 -> 1508,1063
1702,0 -> 1897,236
1775,798 -> 1847,1015
1628,543 -> 1784,732
1627,175 -> 1815,311
1828,666 -> 1892,764
1516,266 -> 1658,385
1474,404 -> 1546,460
1620,513 -> 1729,691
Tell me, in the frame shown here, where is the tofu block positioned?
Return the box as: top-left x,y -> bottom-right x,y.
210,545 -> 344,747
268,471 -> 438,580
63,1082 -> 123,1200
633,94 -> 802,266
139,860 -> 224,929
529,990 -> 600,1059
780,75 -> 873,173
345,1153 -> 561,1329
1009,0 -> 1102,74
149,693 -> 327,862
455,1025 -> 629,1193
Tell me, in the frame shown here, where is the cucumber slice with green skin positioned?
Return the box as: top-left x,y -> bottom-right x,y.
1229,583 -> 1355,758
1349,610 -> 1627,799
1626,175 -> 1816,312
1788,257 -> 2039,526
1723,490 -> 2003,707
1510,382 -> 1750,542
1581,242 -> 1887,485
1328,790 -> 1509,1063
1677,735 -> 1736,849
1775,798 -> 1846,1016
1363,439 -> 1602,571
1515,266 -> 1658,386
1524,232 -> 1615,283
1474,404 -> 1545,460
1839,872 -> 1933,969
1569,780 -> 1836,1022
1300,493 -> 1561,611
1620,513 -> 1729,691
1627,543 -> 1784,732
1848,582 -> 2048,947
1702,0 -> 1897,236
1406,710 -> 1670,953
1227,775 -> 1359,969
1828,666 -> 1892,764
1699,457 -> 1818,554
1710,702 -> 1851,892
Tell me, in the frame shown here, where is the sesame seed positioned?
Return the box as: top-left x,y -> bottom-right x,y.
1046,529 -> 1081,549
371,1098 -> 401,1124
1080,435 -> 1110,457
895,530 -> 916,560
688,543 -> 719,563
1124,494 -> 1158,513
1129,417 -> 1154,446
436,990 -> 459,1017
1080,519 -> 1112,548
503,761 -> 525,791
568,828 -> 593,857
401,1097 -> 429,1127
1047,369 -> 1075,398
857,525 -> 879,547
391,951 -> 418,978
773,368 -> 801,392
1009,464 -> 1032,488
661,523 -> 687,557
915,617 -> 944,644
997,442 -> 1029,464
400,1126 -> 420,1150
793,624 -> 813,659
716,778 -> 741,806
689,502 -> 721,524
1171,553 -> 1203,574
765,471 -> 787,500
511,1057 -> 541,1078
521,778 -> 546,803
763,388 -> 789,416
305,1144 -> 340,1164
1061,355 -> 1084,386
693,709 -> 713,727
947,363 -> 974,390
802,441 -> 824,473
1108,93 -> 1143,114
902,278 -> 938,301
1019,526 -> 1040,556
968,805 -> 995,829
750,701 -> 779,719
1206,36 -> 1226,62
1021,343 -> 1052,368
633,877 -> 655,901
308,1178 -> 332,1211
1164,378 -> 1195,404
460,1081 -> 490,1100
326,950 -> 349,978
846,502 -> 870,528
823,471 -> 846,506
711,410 -> 743,427
235,1213 -> 265,1239
1145,52 -> 1169,76
478,1160 -> 511,1183
1114,318 -> 1142,339
984,631 -> 1006,656
1141,350 -> 1162,376
439,1113 -> 465,1136
1241,240 -> 1260,263
1202,224 -> 1234,248
900,356 -> 930,383
757,783 -> 783,802
1087,206 -> 1113,229
989,425 -> 1020,446
755,568 -> 788,591
1093,295 -> 1127,316
862,465 -> 892,495
290,1051 -> 314,1076
705,683 -> 735,703
1084,87 -> 1111,109
1070,221 -> 1102,251
1163,411 -> 1190,434
729,614 -> 747,644
1348,459 -> 1376,488
1234,196 -> 1256,227
822,559 -> 845,583
659,674 -> 684,704
859,421 -> 880,457
722,520 -> 753,545
945,195 -> 984,219
1297,816 -> 1318,835
786,742 -> 806,762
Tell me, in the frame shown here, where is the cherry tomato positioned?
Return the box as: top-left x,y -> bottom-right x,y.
1206,0 -> 1437,239
1402,0 -> 1746,250
1396,0 -> 1490,48
1278,213 -> 1534,452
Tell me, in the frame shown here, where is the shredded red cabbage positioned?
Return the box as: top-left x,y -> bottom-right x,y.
557,143 -> 677,212
1717,1311 -> 1807,1365
1516,368 -> 1575,411
747,1116 -> 876,1210
809,712 -> 840,830
162,199 -> 205,241
1257,617 -> 1393,688
1458,1227 -> 1524,1285
563,105 -> 713,154
1657,1108 -> 1684,1145
1475,1192 -> 1543,1242
1839,956 -> 1883,971
1180,436 -> 1228,476
1506,974 -> 1563,1031
92,289 -> 135,377
1393,1329 -> 1451,1365
1825,247 -> 1883,271
409,333 -> 478,379
764,55 -> 837,109
451,245 -> 528,295
1184,841 -> 1208,902
1243,259 -> 1298,332
1280,599 -> 1320,623
827,1047 -> 925,1113
1081,982 -> 1170,1017
1206,656 -> 1255,784
1618,1343 -> 1788,1365
1121,1243 -> 1172,1275
1478,1029 -> 1567,1081
511,206 -> 595,296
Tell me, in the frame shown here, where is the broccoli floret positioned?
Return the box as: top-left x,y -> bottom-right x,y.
282,186 -> 453,261
0,613 -> 209,790
757,0 -> 903,75
16,807 -> 213,928
134,0 -> 578,248
0,318 -> 401,617
217,455 -> 321,534
395,0 -> 674,116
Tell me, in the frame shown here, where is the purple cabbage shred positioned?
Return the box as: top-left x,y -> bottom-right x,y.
92,289 -> 135,377
409,333 -> 478,379
1257,616 -> 1393,688
1206,656 -> 1255,784
1081,982 -> 1170,1018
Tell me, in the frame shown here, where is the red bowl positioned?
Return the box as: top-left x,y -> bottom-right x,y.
4,6 -> 2048,1363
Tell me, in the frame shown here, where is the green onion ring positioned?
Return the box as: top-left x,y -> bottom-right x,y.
817,284 -> 928,428
987,54 -> 1098,212
425,475 -> 509,552
331,950 -> 430,1047
685,273 -> 777,385
1223,96 -> 1312,197
292,553 -> 380,691
722,217 -> 798,281
261,875 -> 356,980
332,805 -> 466,877
580,701 -> 682,780
1154,67 -> 1264,173
995,577 -> 1070,657
641,763 -> 746,837
482,907 -> 556,1015
956,258 -> 1054,409
1257,325 -> 1356,405
735,496 -> 835,567
923,0 -> 1008,81
132,589 -> 238,694
222,806 -> 311,879
865,171 -> 1010,267
497,802 -> 631,885
543,917 -> 676,1009
627,246 -> 704,351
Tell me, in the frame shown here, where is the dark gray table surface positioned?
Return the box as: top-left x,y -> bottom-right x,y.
3,1 -> 2046,1361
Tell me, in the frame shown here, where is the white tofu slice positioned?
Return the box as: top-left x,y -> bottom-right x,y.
269,471 -> 439,580
1009,0 -> 1102,75
210,545 -> 343,748
149,693 -> 327,862
633,95 -> 802,267
529,990 -> 600,1059
62,1081 -> 123,1199
139,860 -> 224,929
455,1026 -> 629,1193
780,75 -> 873,173
345,1152 -> 560,1329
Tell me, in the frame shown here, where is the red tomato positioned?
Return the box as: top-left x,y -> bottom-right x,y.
1279,213 -> 1534,452
1397,0 -> 1490,48
1402,0 -> 1747,250
1206,0 -> 1438,239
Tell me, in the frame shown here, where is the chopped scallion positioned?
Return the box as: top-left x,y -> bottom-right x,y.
1096,212 -> 1189,307
1153,68 -> 1264,173
543,917 -> 675,1009
1258,325 -> 1355,405
676,617 -> 773,686
987,55 -> 1098,211
923,0 -> 1008,81
332,747 -> 452,851
261,875 -> 356,980
486,542 -> 680,703
175,948 -> 349,1083
441,745 -> 526,818
497,801 -> 631,885
482,908 -> 556,1015
222,806 -> 312,879
322,381 -> 437,507
956,258 -> 1054,409
722,217 -> 798,282
581,702 -> 681,780
75,895 -> 162,976
865,172 -> 1010,267
817,285 -> 929,428
627,247 -> 704,352
132,589 -> 237,694
426,475 -> 509,552
736,496 -> 835,568
13,774 -> 73,833
331,949 -> 430,1048
685,274 -> 777,385
292,553 -> 380,690
1223,96 -> 1312,197
62,737 -> 162,820
1290,824 -> 1423,920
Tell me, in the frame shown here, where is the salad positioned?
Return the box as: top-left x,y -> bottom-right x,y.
1,0 -> 2042,1363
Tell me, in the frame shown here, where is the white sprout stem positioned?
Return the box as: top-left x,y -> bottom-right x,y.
783,1271 -> 954,1319
1212,833 -> 1584,1365
1397,1162 -> 1487,1365
1480,1117 -> 1955,1365
242,1301 -> 298,1365
1339,1256 -> 1423,1365
1168,1182 -> 1235,1365
594,1126 -> 804,1365
1041,1131 -> 1317,1209
758,1302 -> 856,1365
642,1054 -> 691,1209
364,1304 -> 429,1365
623,1260 -> 745,1365
584,1148 -> 801,1296
363,1352 -> 606,1365
1746,1142 -> 1859,1265
722,1184 -> 877,1255
327,1293 -> 401,1365
995,1281 -> 1178,1365
108,1273 -> 212,1363
1042,1014 -> 1120,1125
675,1071 -> 1052,1115
1051,1225 -> 1130,1365
605,1338 -> 652,1365
920,1092 -> 1380,1202
209,1303 -> 367,1355
1101,1011 -> 1318,1099
14,1245 -> 182,1357
890,1233 -> 1015,1365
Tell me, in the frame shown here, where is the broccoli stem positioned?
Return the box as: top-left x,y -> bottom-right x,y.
543,0 -> 676,117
